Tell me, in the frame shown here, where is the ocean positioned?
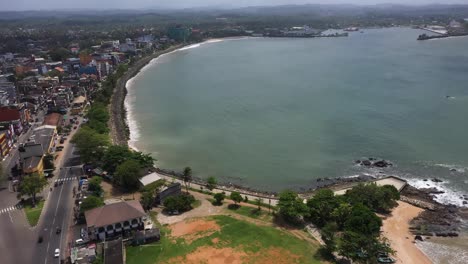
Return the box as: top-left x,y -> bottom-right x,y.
126,28 -> 468,207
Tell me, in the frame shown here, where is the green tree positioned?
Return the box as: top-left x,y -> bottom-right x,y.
88,176 -> 103,197
277,190 -> 308,225
141,191 -> 155,211
114,160 -> 142,191
230,191 -> 243,206
339,231 -> 392,264
332,202 -> 353,230
80,196 -> 104,213
344,204 -> 382,236
71,127 -> 109,163
320,222 -> 338,258
345,183 -> 399,213
43,154 -> 55,170
18,174 -> 48,206
213,193 -> 225,205
206,176 -> 217,191
307,189 -> 340,228
163,194 -> 195,212
255,197 -> 263,211
182,166 -> 192,193
49,47 -> 70,61
102,145 -> 133,173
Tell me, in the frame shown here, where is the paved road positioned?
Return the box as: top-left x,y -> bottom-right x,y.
33,166 -> 80,264
0,110 -> 82,264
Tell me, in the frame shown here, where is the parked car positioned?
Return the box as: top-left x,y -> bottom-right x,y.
37,236 -> 43,243
378,257 -> 395,263
75,238 -> 85,245
56,227 -> 61,234
54,248 -> 60,258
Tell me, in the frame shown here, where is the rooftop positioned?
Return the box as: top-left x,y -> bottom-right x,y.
139,172 -> 163,186
85,200 -> 145,228
104,239 -> 123,264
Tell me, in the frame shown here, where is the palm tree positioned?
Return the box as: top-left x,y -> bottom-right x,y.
182,166 -> 192,193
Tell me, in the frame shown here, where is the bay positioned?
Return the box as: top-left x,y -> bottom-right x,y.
127,28 -> 468,206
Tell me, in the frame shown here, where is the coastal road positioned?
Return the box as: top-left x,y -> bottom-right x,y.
33,166 -> 80,264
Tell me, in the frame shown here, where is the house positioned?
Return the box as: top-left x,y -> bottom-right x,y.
139,172 -> 163,187
31,125 -> 56,153
84,200 -> 146,240
156,182 -> 182,204
103,238 -> 123,264
0,106 -> 23,135
71,96 -> 86,115
0,130 -> 14,158
18,143 -> 44,175
43,113 -> 62,127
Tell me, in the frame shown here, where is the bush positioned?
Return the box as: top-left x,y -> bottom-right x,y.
163,194 -> 196,213
213,193 -> 225,205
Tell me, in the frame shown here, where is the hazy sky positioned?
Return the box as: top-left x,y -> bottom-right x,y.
1,0 -> 468,11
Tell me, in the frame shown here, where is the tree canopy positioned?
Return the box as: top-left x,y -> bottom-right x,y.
71,126 -> 109,163
80,196 -> 104,213
230,191 -> 243,205
344,183 -> 399,213
18,174 -> 48,205
114,159 -> 142,191
307,189 -> 340,228
163,194 -> 195,212
206,176 -> 217,191
277,190 -> 308,224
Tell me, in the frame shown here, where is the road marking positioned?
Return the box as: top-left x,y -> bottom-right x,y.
0,204 -> 22,215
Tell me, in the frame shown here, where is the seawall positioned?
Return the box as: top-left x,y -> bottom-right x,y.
109,44 -> 185,146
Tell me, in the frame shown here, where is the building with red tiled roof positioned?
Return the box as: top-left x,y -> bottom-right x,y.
0,106 -> 23,135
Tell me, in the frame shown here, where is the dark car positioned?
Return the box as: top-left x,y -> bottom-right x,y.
56,227 -> 61,234
38,236 -> 43,243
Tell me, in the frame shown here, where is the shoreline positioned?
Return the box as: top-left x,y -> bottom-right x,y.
109,43 -> 187,146
382,201 -> 433,264
109,36 -> 468,208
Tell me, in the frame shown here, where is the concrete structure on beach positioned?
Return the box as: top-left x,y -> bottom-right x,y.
333,176 -> 407,195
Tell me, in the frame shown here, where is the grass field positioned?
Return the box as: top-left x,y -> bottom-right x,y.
24,200 -> 45,227
227,204 -> 273,221
126,215 -> 322,264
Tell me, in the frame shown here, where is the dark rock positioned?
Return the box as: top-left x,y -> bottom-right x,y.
450,168 -> 457,172
355,160 -> 361,164
374,160 -> 391,168
463,201 -> 467,205
414,235 -> 423,241
420,188 -> 445,194
369,157 -> 376,161
362,160 -> 372,166
423,179 -> 428,181
431,178 -> 443,183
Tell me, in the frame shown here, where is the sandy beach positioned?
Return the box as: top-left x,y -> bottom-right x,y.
382,201 -> 432,264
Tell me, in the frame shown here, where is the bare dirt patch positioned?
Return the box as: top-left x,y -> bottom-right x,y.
247,247 -> 301,264
169,246 -> 247,264
168,246 -> 300,264
169,219 -> 221,243
211,238 -> 220,244
101,181 -> 141,201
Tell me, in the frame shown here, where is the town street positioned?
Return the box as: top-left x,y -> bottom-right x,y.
0,124 -> 81,264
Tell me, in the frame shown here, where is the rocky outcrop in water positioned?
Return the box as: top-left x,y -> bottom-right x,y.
403,185 -> 463,237
355,158 -> 393,168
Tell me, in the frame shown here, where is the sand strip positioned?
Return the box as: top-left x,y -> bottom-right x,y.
382,201 -> 432,264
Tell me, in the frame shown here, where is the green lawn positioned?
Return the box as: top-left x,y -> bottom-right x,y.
24,200 -> 45,227
227,204 -> 273,221
126,215 -> 322,264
